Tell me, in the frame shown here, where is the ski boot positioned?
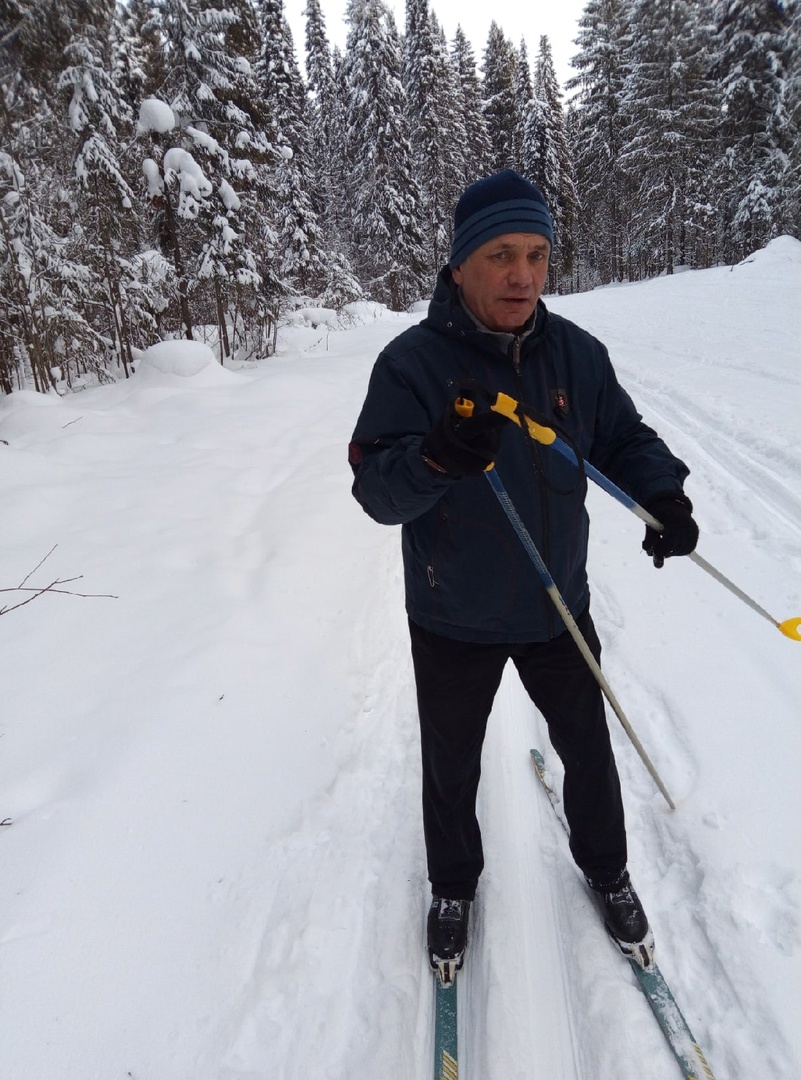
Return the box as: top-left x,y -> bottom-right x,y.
590,871 -> 655,968
427,896 -> 470,986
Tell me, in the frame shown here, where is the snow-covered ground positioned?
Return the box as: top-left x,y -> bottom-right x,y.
1,239 -> 800,1080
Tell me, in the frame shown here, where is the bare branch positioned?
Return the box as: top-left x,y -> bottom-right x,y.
18,544 -> 58,588
1,552 -> 118,616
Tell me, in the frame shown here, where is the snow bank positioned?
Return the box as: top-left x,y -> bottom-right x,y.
283,306 -> 339,329
280,299 -> 411,333
738,234 -> 801,268
136,340 -> 240,387
0,389 -> 89,443
0,388 -> 61,414
340,300 -> 394,322
141,340 -> 219,377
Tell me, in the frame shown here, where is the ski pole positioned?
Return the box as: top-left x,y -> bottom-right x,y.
487,392 -> 801,643
453,397 -> 676,809
483,464 -> 676,810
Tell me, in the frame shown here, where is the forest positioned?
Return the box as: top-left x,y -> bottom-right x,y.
1,0 -> 798,394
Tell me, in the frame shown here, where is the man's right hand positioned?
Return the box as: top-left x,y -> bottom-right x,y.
421,401 -> 510,478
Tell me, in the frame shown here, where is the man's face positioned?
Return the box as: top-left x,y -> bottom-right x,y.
452,232 -> 551,333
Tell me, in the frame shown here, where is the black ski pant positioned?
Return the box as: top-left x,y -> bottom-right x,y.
409,608 -> 627,901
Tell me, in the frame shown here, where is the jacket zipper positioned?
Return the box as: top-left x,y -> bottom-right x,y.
511,333 -> 556,637
427,508 -> 447,587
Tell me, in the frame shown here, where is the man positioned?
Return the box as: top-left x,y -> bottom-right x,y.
348,170 -> 698,978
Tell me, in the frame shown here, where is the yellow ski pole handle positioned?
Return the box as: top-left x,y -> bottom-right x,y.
777,617 -> 801,641
456,393 -> 555,446
490,391 -> 557,445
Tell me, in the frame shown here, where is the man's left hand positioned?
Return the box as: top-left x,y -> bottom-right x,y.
642,493 -> 699,568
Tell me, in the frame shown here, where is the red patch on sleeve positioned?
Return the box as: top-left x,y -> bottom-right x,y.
348,441 -> 363,466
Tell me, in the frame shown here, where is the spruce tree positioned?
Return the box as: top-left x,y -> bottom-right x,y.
403,0 -> 465,271
113,0 -> 168,108
142,0 -> 273,352
620,0 -> 720,276
482,22 -> 520,171
257,0 -> 327,297
450,26 -> 493,182
0,0 -> 113,390
528,36 -> 579,290
59,0 -> 143,376
342,0 -> 429,310
304,0 -> 352,258
785,0 -> 801,238
513,39 -> 534,170
567,0 -> 632,284
713,0 -> 797,258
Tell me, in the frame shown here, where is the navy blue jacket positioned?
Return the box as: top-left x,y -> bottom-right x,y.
350,268 -> 690,643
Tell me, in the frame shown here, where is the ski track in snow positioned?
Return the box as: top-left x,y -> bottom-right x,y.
217,543 -> 428,1080
613,355 -> 801,550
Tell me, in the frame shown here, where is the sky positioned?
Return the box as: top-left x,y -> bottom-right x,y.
283,0 -> 588,91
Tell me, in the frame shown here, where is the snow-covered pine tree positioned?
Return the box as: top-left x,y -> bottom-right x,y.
144,0 -> 269,352
482,22 -> 521,171
713,0 -> 797,259
59,0 -> 143,379
430,14 -> 470,248
403,0 -> 466,272
450,26 -> 493,182
305,0 -> 336,104
567,0 -> 632,284
0,148 -> 98,393
256,0 -> 327,299
342,0 -> 429,310
620,0 -> 720,276
304,0 -> 337,218
528,35 -> 580,291
0,0 -> 109,392
786,0 -> 801,239
321,44 -> 358,255
112,0 -> 168,111
319,249 -> 365,311
304,0 -> 356,287
222,0 -> 263,63
512,39 -> 534,171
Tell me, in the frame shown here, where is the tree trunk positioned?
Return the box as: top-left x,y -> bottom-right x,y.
162,183 -> 194,339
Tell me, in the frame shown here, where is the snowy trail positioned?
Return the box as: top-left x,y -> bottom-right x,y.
473,672 -> 584,1080
1,247 -> 799,1080
216,540 -> 426,1080
609,360 -> 801,574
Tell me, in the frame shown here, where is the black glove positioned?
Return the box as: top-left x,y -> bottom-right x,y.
421,402 -> 510,478
642,493 -> 699,568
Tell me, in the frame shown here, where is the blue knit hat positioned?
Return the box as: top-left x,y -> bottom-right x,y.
449,170 -> 554,267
